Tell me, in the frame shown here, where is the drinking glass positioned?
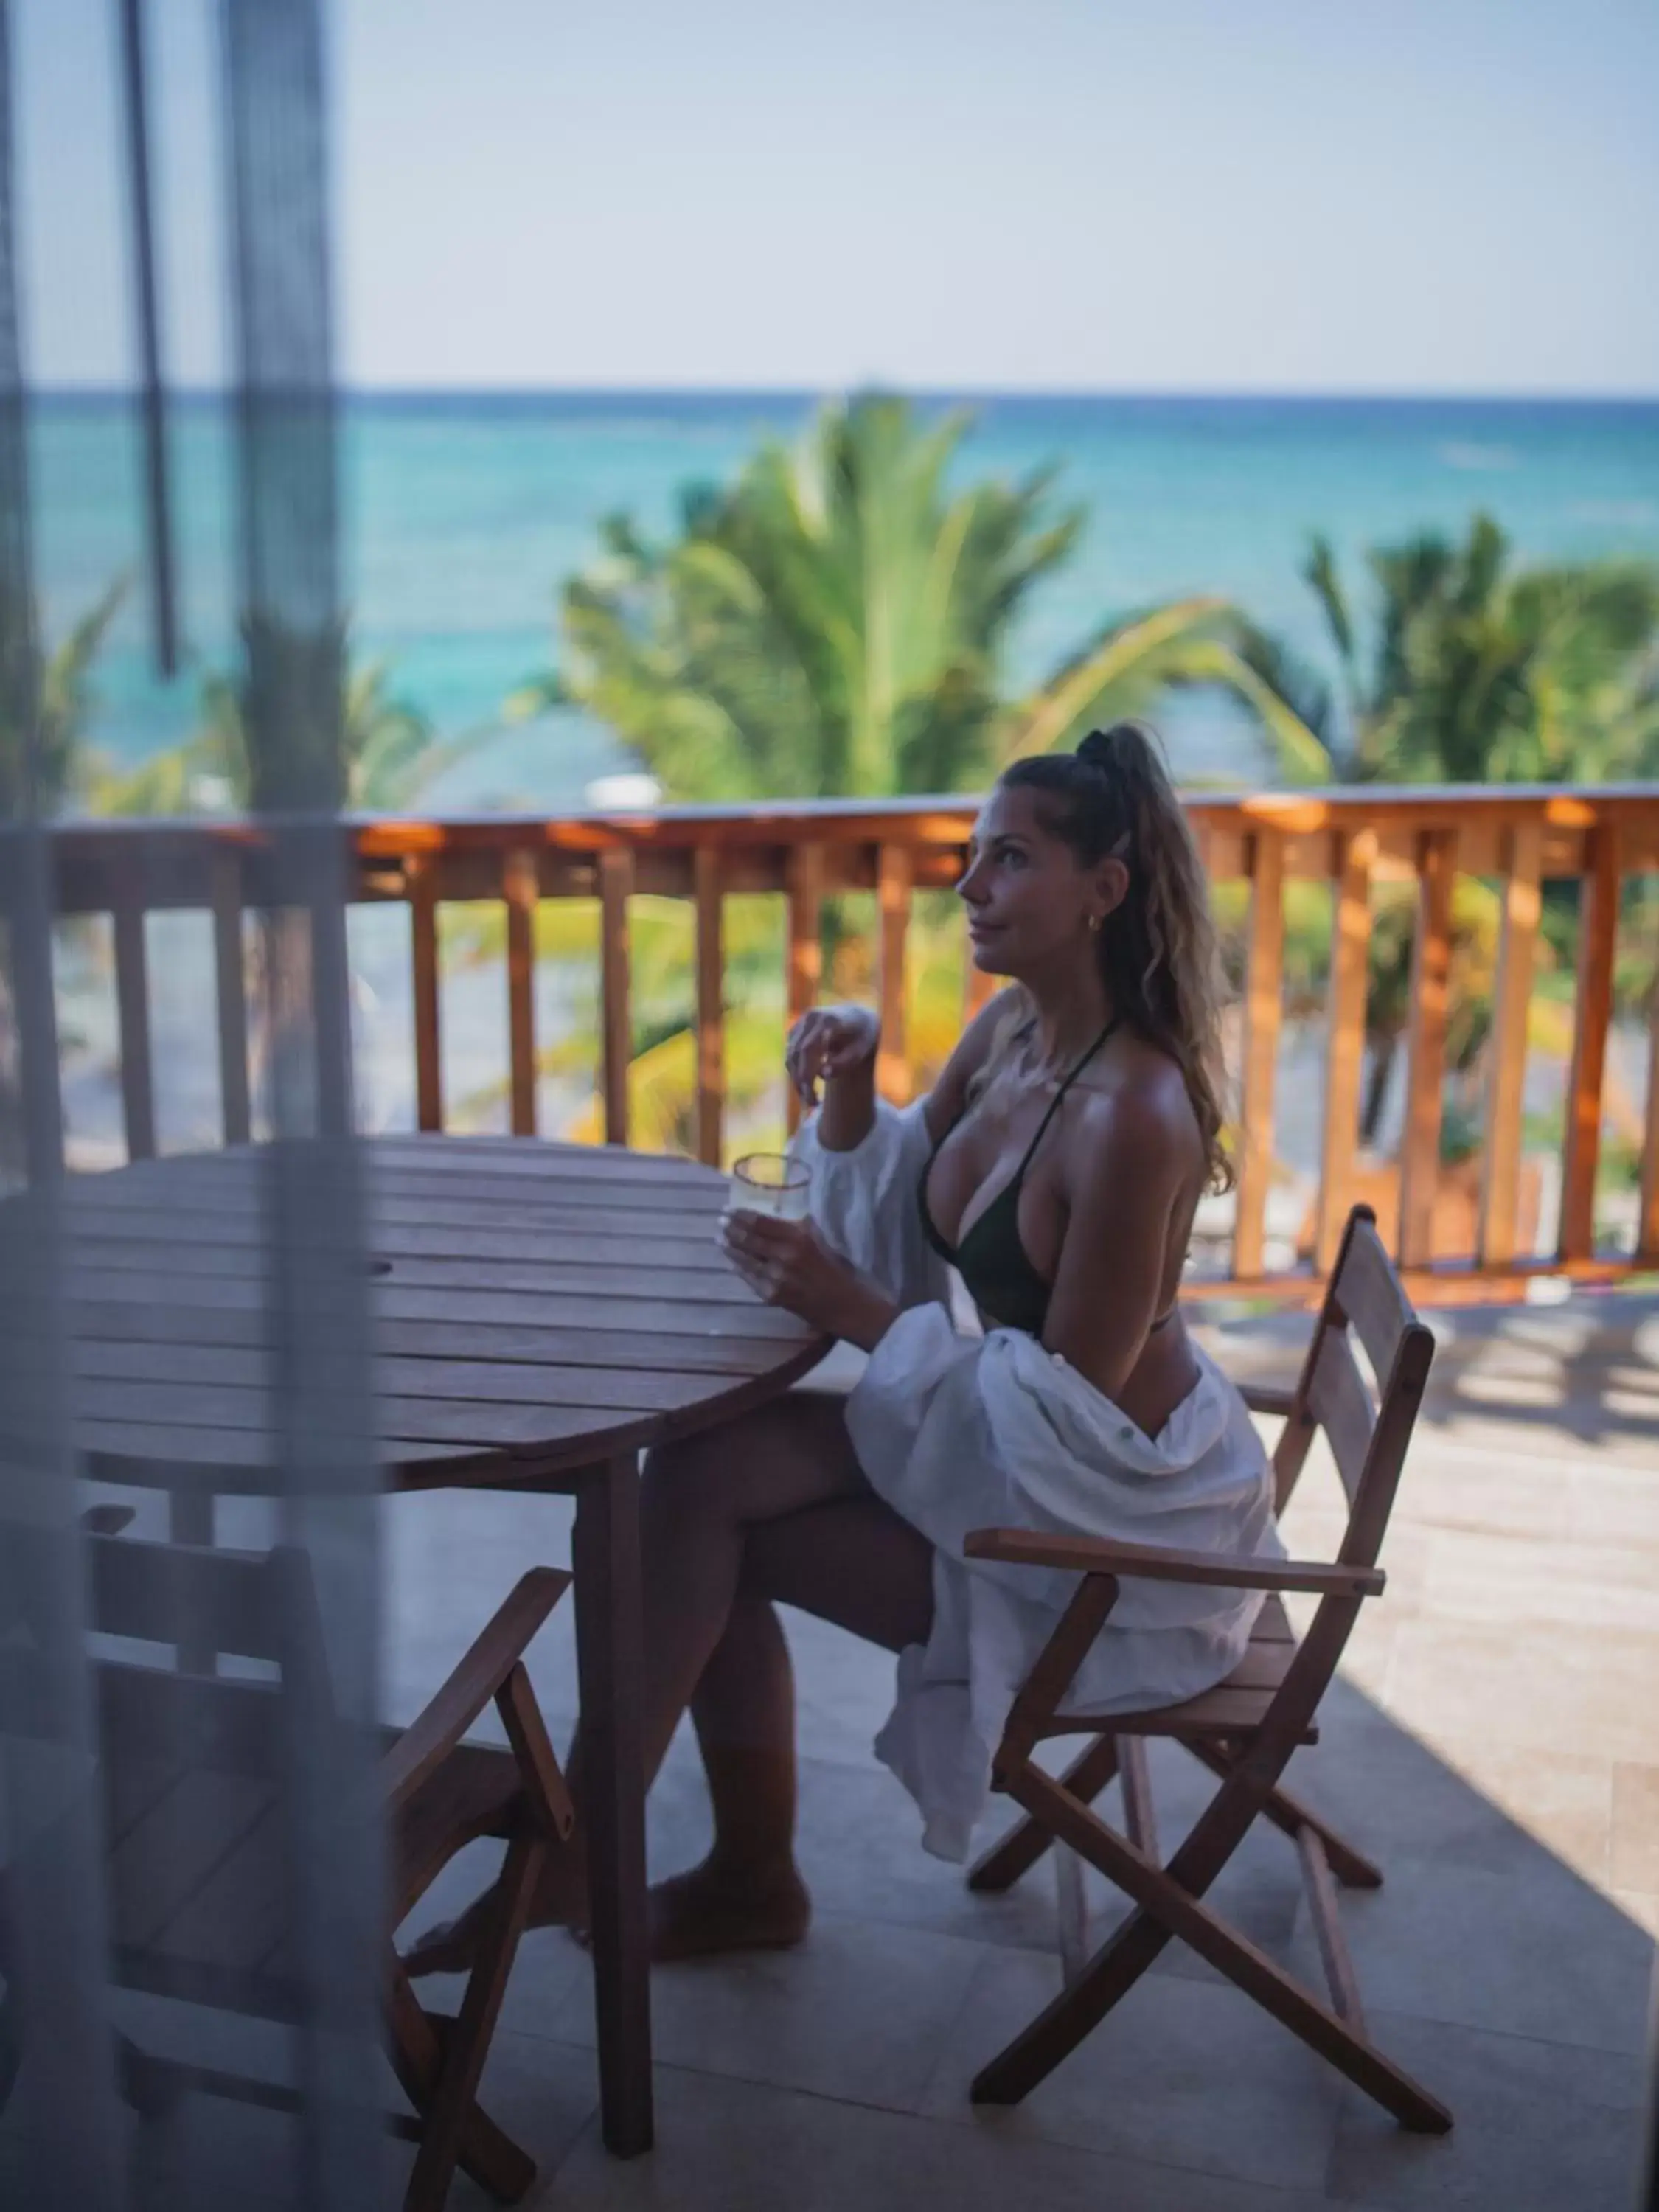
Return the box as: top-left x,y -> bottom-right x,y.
728,1152 -> 810,1221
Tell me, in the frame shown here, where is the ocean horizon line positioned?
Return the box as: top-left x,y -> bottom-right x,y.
27,383 -> 1659,413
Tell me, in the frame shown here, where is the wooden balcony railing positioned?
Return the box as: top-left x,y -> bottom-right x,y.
40,784 -> 1659,1309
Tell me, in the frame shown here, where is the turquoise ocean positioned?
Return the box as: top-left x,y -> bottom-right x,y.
32,392 -> 1659,807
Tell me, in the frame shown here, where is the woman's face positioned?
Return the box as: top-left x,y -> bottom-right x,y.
956,785 -> 1120,978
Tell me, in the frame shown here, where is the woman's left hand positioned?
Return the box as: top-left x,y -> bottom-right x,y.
720,1211 -> 897,1352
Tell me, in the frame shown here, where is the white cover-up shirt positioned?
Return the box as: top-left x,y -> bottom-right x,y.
790,1097 -> 1281,1863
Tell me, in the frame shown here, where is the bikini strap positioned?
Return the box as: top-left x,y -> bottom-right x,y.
1012,1014 -> 1121,1179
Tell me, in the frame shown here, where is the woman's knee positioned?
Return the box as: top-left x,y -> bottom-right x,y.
641,1393 -> 862,1531
640,1408 -> 775,1527
742,1496 -> 934,1653
640,1429 -> 737,1527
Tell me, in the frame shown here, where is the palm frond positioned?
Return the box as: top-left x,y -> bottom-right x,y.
544,392 -> 1090,804
1003,597 -> 1232,762
34,576 -> 131,811
1169,637 -> 1337,785
1301,535 -> 1357,689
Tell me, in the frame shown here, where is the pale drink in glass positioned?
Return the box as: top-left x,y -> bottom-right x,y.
728,1152 -> 810,1222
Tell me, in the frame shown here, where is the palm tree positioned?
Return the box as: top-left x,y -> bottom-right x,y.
1240,513 -> 1659,785
1242,515 -> 1659,1146
0,580 -> 127,1182
192,649 -> 463,812
504,393 -> 1315,1150
515,393 -> 1291,801
92,636 -> 474,816
0,578 -> 129,818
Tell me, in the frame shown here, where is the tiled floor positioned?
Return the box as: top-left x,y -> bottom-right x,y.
369,1295 -> 1659,2211
21,1296 -> 1652,2209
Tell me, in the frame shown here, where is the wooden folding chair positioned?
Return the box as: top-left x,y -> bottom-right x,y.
961,1205 -> 1453,2133
1,1534 -> 577,2211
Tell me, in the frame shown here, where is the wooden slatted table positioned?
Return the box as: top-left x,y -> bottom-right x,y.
54,1133 -> 830,2160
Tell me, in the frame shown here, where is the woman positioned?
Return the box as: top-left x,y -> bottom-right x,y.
411,722 -> 1278,1970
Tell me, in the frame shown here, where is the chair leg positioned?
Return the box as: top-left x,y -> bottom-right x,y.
387,1967 -> 536,2207
386,1849 -> 545,2209
971,1772 -> 1185,2106
1184,1739 -> 1382,1889
971,1759 -> 1451,2134
1116,1736 -> 1158,1863
403,1832 -> 546,2212
967,1734 -> 1119,1893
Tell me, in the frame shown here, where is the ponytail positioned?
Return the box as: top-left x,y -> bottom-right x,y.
1001,723 -> 1234,1193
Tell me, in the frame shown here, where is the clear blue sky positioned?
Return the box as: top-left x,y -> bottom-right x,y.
19,0 -> 1659,394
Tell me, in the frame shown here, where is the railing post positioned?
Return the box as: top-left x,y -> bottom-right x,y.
1478,818 -> 1542,1267
211,843 -> 251,1146
599,846 -> 633,1147
409,857 -> 442,1133
1397,830 -> 1455,1270
1315,829 -> 1374,1271
785,841 -> 824,1135
1233,827 -> 1284,1280
694,845 -> 724,1169
1640,964 -> 1659,1268
504,846 -> 539,1138
1559,819 -> 1620,1262
112,860 -> 156,1161
876,842 -> 913,1105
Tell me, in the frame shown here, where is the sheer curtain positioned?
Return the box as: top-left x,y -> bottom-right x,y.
0,4 -> 386,2205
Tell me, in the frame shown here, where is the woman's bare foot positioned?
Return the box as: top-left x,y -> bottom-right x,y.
402,1842 -> 587,1979
404,1841 -> 810,1975
400,1899 -> 495,1980
635,1855 -> 811,1963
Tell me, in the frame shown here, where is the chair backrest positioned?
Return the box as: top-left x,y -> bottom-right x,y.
1271,1205 -> 1435,1573
0,1531 -> 299,1773
1,1533 -> 335,2022
83,1532 -> 331,1786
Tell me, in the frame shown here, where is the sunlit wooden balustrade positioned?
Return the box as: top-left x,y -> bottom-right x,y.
42,783 -> 1659,1308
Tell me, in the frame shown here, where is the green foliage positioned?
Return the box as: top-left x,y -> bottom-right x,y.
1242,513 -> 1659,786
0,583 -> 459,822
1616,879 -> 1659,1019
449,888 -> 973,1152
92,629 -> 473,816
528,393 -> 1300,803
525,394 -> 1075,799
1438,1093 -> 1485,1167
514,392 -> 1326,1147
1237,515 -> 1659,1147
0,578 -> 129,818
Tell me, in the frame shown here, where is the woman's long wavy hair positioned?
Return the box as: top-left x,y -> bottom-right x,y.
995,723 -> 1234,1194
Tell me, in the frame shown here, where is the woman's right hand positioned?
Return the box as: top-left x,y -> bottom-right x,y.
786,1004 -> 880,1107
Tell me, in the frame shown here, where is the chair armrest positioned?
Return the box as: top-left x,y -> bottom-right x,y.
1239,1381 -> 1299,1419
962,1528 -> 1383,1598
382,1566 -> 570,1812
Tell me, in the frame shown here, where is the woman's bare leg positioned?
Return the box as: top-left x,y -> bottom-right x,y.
406,1390 -> 920,1970
645,1593 -> 807,1957
647,1489 -> 935,1957
628,1392 -> 868,1767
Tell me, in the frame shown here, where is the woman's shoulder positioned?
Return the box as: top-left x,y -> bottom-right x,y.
1068,1034 -> 1201,1170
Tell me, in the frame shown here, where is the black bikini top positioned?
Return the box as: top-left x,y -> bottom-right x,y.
919,1017 -> 1103,1336
919,1016 -> 1179,1339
